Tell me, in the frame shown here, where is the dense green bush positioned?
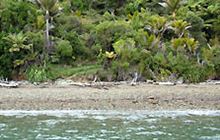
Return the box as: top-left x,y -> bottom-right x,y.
0,33 -> 12,78
52,40 -> 74,64
25,66 -> 48,82
55,40 -> 73,57
0,0 -> 219,83
167,52 -> 214,83
1,32 -> 36,79
202,46 -> 220,80
0,0 -> 38,33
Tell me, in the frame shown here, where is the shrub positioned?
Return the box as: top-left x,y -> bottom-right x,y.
167,53 -> 214,83
26,31 -> 44,53
95,20 -> 133,51
201,45 -> 220,80
185,12 -> 207,46
55,40 -> 73,57
25,66 -> 48,82
209,47 -> 220,79
0,33 -> 12,78
0,0 -> 38,33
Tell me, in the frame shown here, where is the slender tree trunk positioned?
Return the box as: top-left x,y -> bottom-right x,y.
43,10 -> 50,67
45,10 -> 50,52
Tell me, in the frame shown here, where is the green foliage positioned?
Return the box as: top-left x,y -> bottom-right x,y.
172,37 -> 199,54
125,0 -> 143,14
171,20 -> 190,37
26,31 -> 44,53
185,12 -> 207,46
0,54 -> 12,78
53,40 -> 74,64
211,48 -> 220,67
0,0 -> 219,82
111,38 -> 138,80
47,64 -> 101,80
0,0 -> 38,33
3,32 -> 34,68
35,0 -> 59,14
95,20 -> 132,51
113,38 -> 136,56
69,0 -> 91,12
54,15 -> 90,59
145,15 -> 168,37
201,46 -> 220,79
25,66 -> 48,82
159,0 -> 185,17
55,15 -> 82,33
4,32 -> 32,53
134,29 -> 159,50
55,40 -> 73,57
187,0 -> 220,40
0,33 -> 12,78
167,52 -> 214,83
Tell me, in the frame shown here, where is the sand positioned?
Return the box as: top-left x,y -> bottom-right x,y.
0,83 -> 219,110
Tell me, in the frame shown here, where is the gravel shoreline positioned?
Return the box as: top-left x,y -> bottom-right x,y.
0,83 -> 220,110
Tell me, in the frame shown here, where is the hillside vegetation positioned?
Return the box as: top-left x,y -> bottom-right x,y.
0,0 -> 219,83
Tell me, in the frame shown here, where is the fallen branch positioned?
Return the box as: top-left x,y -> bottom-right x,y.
71,82 -> 120,88
0,82 -> 18,88
155,81 -> 176,86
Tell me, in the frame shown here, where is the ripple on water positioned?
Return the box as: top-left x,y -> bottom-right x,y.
36,134 -> 70,140
199,135 -> 220,140
203,127 -> 220,131
136,131 -> 168,136
0,135 -> 10,139
100,129 -> 115,134
127,126 -> 146,132
46,135 -> 70,140
0,123 -> 6,130
109,136 -> 121,139
183,120 -> 195,124
65,130 -> 78,133
37,119 -> 67,129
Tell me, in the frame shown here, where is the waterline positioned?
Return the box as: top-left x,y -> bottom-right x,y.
0,110 -> 220,117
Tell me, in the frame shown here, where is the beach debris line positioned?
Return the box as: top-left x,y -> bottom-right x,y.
155,81 -> 176,86
0,80 -> 19,88
1,78 -> 220,88
54,78 -> 121,89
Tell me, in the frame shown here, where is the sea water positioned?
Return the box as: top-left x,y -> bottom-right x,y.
0,110 -> 220,140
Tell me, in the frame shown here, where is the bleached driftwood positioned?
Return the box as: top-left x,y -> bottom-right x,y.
71,82 -> 120,88
206,80 -> 220,85
0,82 -> 18,88
155,81 -> 176,86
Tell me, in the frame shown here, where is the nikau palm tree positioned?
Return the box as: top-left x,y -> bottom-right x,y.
34,0 -> 59,53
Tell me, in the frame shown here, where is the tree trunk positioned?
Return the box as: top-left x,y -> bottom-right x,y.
45,10 -> 50,52
43,10 -> 50,67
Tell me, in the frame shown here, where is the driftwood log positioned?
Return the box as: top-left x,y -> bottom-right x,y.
0,82 -> 18,88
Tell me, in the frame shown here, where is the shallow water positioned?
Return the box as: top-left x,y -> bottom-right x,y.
0,110 -> 220,140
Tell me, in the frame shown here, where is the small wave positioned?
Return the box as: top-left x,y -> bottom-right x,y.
0,134 -> 9,139
36,134 -> 70,140
38,119 -> 65,127
136,131 -> 168,136
65,130 -> 78,133
0,110 -> 219,119
199,135 -> 220,140
0,123 -> 6,129
203,127 -> 220,131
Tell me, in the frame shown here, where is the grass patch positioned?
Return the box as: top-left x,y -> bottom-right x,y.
47,64 -> 102,80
